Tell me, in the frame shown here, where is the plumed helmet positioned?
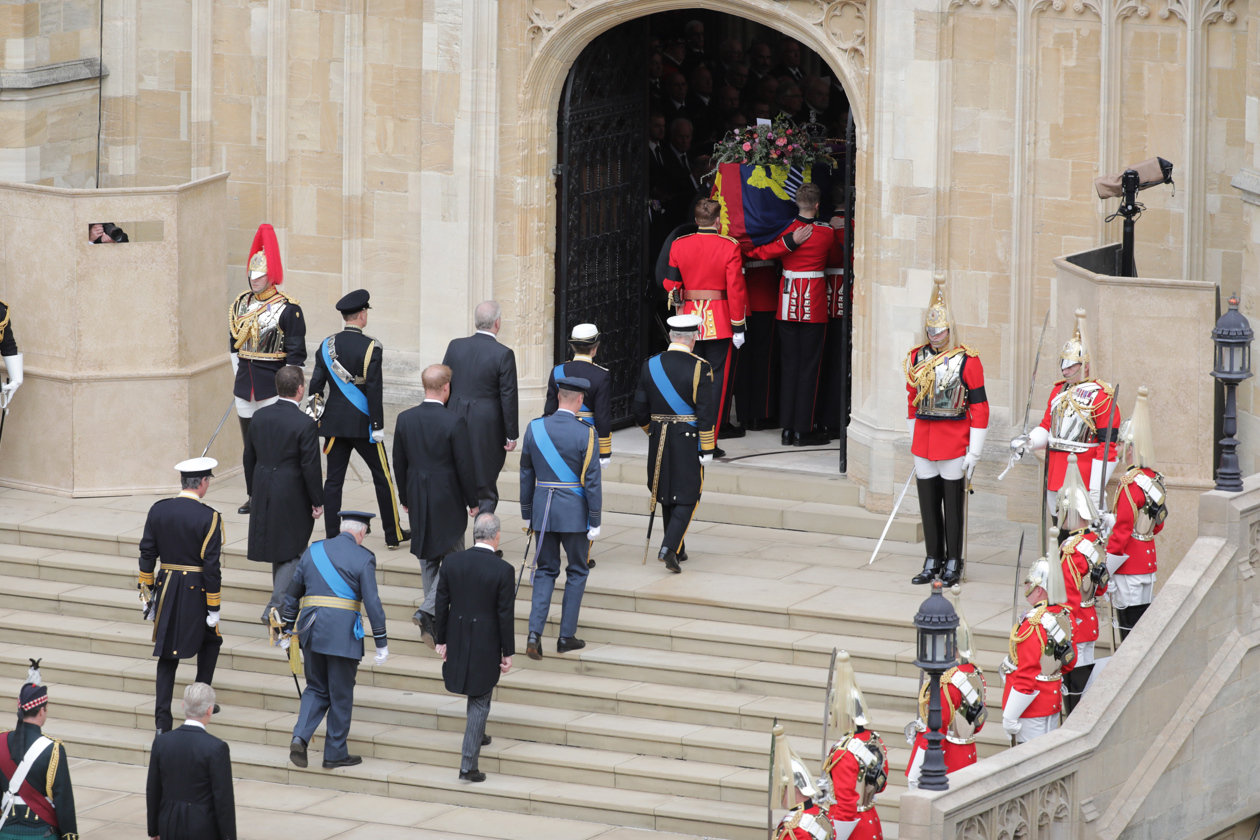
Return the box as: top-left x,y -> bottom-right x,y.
1120,385 -> 1157,469
770,724 -> 819,808
1024,554 -> 1068,606
827,650 -> 869,734
247,223 -> 283,286
1055,453 -> 1100,532
1060,308 -> 1091,373
924,274 -> 955,346
951,585 -> 974,664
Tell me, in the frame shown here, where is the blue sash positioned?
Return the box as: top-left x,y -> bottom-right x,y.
553,363 -> 592,419
309,541 -> 364,640
648,356 -> 697,426
530,417 -> 584,498
321,337 -> 370,416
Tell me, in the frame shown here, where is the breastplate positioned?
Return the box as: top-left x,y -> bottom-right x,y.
231,293 -> 288,360
945,669 -> 986,744
1049,381 -> 1107,451
910,348 -> 968,419
1037,610 -> 1074,680
1131,471 -> 1168,541
844,735 -> 886,811
1075,538 -> 1102,605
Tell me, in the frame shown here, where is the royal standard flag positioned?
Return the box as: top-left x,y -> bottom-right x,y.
711,163 -> 832,246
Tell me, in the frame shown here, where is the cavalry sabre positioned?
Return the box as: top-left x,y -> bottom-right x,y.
868,470 -> 916,565
999,308 -> 1052,481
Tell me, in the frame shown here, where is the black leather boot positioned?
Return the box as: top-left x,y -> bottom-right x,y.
940,477 -> 967,586
237,417 -> 252,514
781,429 -> 793,446
911,475 -> 945,584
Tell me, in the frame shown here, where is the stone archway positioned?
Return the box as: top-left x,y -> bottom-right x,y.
507,0 -> 873,405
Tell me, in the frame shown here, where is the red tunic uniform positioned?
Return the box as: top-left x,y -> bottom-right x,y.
744,258 -> 780,313
906,663 -> 985,778
824,729 -> 887,840
1002,604 -> 1070,719
826,225 -> 847,318
665,229 -> 748,340
1060,531 -> 1107,645
745,217 -> 835,323
1106,466 -> 1164,575
1038,380 -> 1120,491
904,346 -> 990,461
773,803 -> 834,840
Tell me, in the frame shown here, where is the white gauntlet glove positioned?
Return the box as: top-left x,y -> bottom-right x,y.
206,612 -> 220,628
964,427 -> 987,479
229,352 -> 240,376
1,353 -> 22,403
374,645 -> 389,665
599,457 -> 610,469
1002,688 -> 1036,737
587,526 -> 601,541
699,453 -> 713,466
371,429 -> 385,443
732,332 -> 746,350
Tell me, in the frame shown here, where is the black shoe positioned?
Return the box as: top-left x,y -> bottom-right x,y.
795,431 -> 830,447
387,530 -> 413,551
781,429 -> 793,446
711,447 -> 726,459
481,733 -> 492,746
749,417 -> 779,431
677,547 -> 688,562
587,558 -> 596,568
940,557 -> 964,587
718,425 -> 746,439
659,548 -> 682,574
911,557 -> 943,585
527,631 -> 543,661
290,737 -> 308,768
823,426 -> 841,441
459,768 -> 486,782
322,754 -> 362,770
237,498 -> 251,515
413,611 -> 436,650
557,636 -> 586,654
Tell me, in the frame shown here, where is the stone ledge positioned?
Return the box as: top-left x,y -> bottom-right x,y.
1230,167 -> 1260,206
0,58 -> 106,91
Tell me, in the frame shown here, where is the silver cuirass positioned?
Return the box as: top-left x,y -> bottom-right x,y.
1075,537 -> 1103,605
231,292 -> 289,360
1049,381 -> 1108,452
946,668 -> 987,744
845,735 -> 886,811
1131,471 -> 1168,541
1037,610 -> 1074,680
911,347 -> 968,419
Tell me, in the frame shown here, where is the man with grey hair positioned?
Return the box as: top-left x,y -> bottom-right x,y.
442,301 -> 519,513
434,513 -> 515,782
147,683 -> 236,840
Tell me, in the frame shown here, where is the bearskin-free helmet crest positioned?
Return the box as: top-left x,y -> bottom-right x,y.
1060,308 -> 1091,373
1056,453 -> 1100,533
1119,385 -> 1157,469
923,274 -> 959,352
951,585 -> 974,664
770,724 -> 819,809
827,650 -> 869,734
1024,555 -> 1068,606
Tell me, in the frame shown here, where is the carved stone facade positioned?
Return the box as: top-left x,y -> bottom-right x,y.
953,776 -> 1074,840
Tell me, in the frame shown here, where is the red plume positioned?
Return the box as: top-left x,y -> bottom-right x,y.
248,223 -> 284,286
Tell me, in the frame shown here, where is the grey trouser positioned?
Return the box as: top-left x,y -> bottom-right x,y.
293,651 -> 359,762
418,536 -> 464,618
461,690 -> 492,772
261,556 -> 300,624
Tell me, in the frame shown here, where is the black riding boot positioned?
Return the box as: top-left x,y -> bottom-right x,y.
1120,603 -> 1150,641
237,417 -> 252,514
911,476 -> 945,584
1063,663 -> 1093,715
940,477 -> 967,586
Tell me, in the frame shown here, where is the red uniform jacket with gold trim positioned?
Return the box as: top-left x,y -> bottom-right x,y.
905,345 -> 990,462
665,229 -> 747,340
745,217 -> 834,324
1106,466 -> 1163,575
906,662 -> 985,778
1002,603 -> 1070,719
773,803 -> 834,840
1061,530 -> 1107,645
824,729 -> 887,838
1038,380 -> 1120,492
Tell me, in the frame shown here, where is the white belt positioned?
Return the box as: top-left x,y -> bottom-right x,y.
745,260 -> 776,268
825,268 -> 845,275
783,270 -> 824,279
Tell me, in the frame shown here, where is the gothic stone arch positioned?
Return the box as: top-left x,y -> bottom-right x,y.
510,0 -> 872,387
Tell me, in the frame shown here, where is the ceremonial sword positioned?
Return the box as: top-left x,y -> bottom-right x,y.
766,718 -> 778,839
0,376 -> 8,454
820,647 -> 837,767
868,470 -> 915,566
999,308 -> 1052,481
201,398 -> 236,458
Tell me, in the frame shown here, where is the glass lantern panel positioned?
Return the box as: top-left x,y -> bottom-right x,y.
1229,346 -> 1243,374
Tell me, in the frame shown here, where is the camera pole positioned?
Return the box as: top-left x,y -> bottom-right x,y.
1118,169 -> 1141,277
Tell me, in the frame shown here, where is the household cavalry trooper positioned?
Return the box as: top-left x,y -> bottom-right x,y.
308,289 -> 408,549
520,376 -> 603,660
1011,308 -> 1120,523
281,511 -> 388,771
663,198 -> 747,456
1055,454 -> 1110,715
905,586 -> 987,788
632,314 -> 716,574
545,323 -> 613,468
0,663 -> 78,840
768,725 -> 834,840
1001,553 -> 1075,744
0,298 -> 22,407
228,223 -> 307,515
819,651 -> 888,840
1105,385 -> 1167,641
905,275 -> 989,587
137,458 -> 224,735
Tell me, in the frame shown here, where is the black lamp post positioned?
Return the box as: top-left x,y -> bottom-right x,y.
1212,296 -> 1253,492
912,580 -> 959,791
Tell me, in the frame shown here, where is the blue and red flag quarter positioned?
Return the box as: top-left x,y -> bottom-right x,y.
711,163 -> 835,247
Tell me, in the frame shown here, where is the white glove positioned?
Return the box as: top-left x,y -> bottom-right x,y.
1106,552 -> 1128,575
587,526 -> 601,541
1027,426 -> 1049,452
1099,512 -> 1116,533
1,353 -> 22,401
833,820 -> 860,840
230,352 -> 240,376
374,645 -> 389,665
732,332 -> 746,350
523,520 -> 531,532
906,418 -> 916,439
371,428 -> 386,443
206,611 -> 220,628
599,457 -> 610,469
1090,458 -> 1117,494
1002,688 -> 1036,737
965,427 -> 987,479
280,635 -> 291,651
699,453 -> 713,466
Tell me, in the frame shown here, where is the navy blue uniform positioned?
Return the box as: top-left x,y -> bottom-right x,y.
544,356 -> 613,460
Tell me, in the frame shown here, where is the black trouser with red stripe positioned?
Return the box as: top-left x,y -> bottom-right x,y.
779,321 -> 827,435
322,435 -> 406,546
694,338 -> 733,431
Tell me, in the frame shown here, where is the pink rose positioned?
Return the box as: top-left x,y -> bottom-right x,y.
742,142 -> 752,151
776,137 -> 786,146
787,129 -> 794,135
771,150 -> 779,158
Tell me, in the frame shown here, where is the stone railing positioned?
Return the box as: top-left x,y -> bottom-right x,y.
898,475 -> 1260,840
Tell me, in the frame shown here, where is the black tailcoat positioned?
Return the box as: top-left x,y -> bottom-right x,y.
433,546 -> 515,697
392,401 -> 478,560
243,399 -> 323,564
441,333 -> 519,498
147,723 -> 236,840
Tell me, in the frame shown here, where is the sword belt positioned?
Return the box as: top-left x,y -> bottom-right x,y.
537,480 -> 582,489
158,564 -> 204,574
681,290 -> 726,300
300,595 -> 363,612
783,270 -> 825,279
651,414 -> 697,423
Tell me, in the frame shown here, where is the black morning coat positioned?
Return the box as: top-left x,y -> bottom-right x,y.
308,325 -> 385,439
392,401 -> 479,560
433,546 -> 516,698
0,723 -> 76,840
632,347 -> 715,505
139,494 -> 225,658
243,399 -> 323,565
441,333 -> 520,497
147,723 -> 236,840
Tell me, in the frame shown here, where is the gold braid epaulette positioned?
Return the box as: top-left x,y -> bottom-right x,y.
229,290 -> 297,350
1060,532 -> 1088,589
905,345 -> 973,408
1008,604 -> 1048,666
774,806 -> 804,840
917,666 -> 961,722
46,739 -> 61,797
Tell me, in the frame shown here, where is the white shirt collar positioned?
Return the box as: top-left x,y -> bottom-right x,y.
667,342 -> 692,352
177,491 -> 201,501
183,719 -> 206,730
648,140 -> 659,152
281,397 -> 301,407
474,542 -> 497,552
556,408 -> 576,416
423,398 -> 444,404
475,330 -> 497,339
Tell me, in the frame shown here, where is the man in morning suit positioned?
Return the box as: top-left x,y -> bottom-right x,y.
433,513 -> 515,782
520,377 -> 602,660
243,366 -> 324,624
138,457 -> 224,735
147,683 -> 236,840
544,323 -> 613,467
633,314 -> 714,574
393,364 -> 479,648
1,666 -> 77,840
309,289 -> 408,549
282,511 -> 389,770
442,300 -> 520,513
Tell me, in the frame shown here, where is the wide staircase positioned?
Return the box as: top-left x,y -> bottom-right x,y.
0,461 -> 1027,840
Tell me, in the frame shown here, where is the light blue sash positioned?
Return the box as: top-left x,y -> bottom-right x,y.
530,417 -> 584,498
648,356 -> 697,426
321,337 -> 370,416
309,540 -> 364,640
553,363 -> 592,419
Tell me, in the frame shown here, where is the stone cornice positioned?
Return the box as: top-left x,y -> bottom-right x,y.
1230,168 -> 1260,207
0,58 -> 106,91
